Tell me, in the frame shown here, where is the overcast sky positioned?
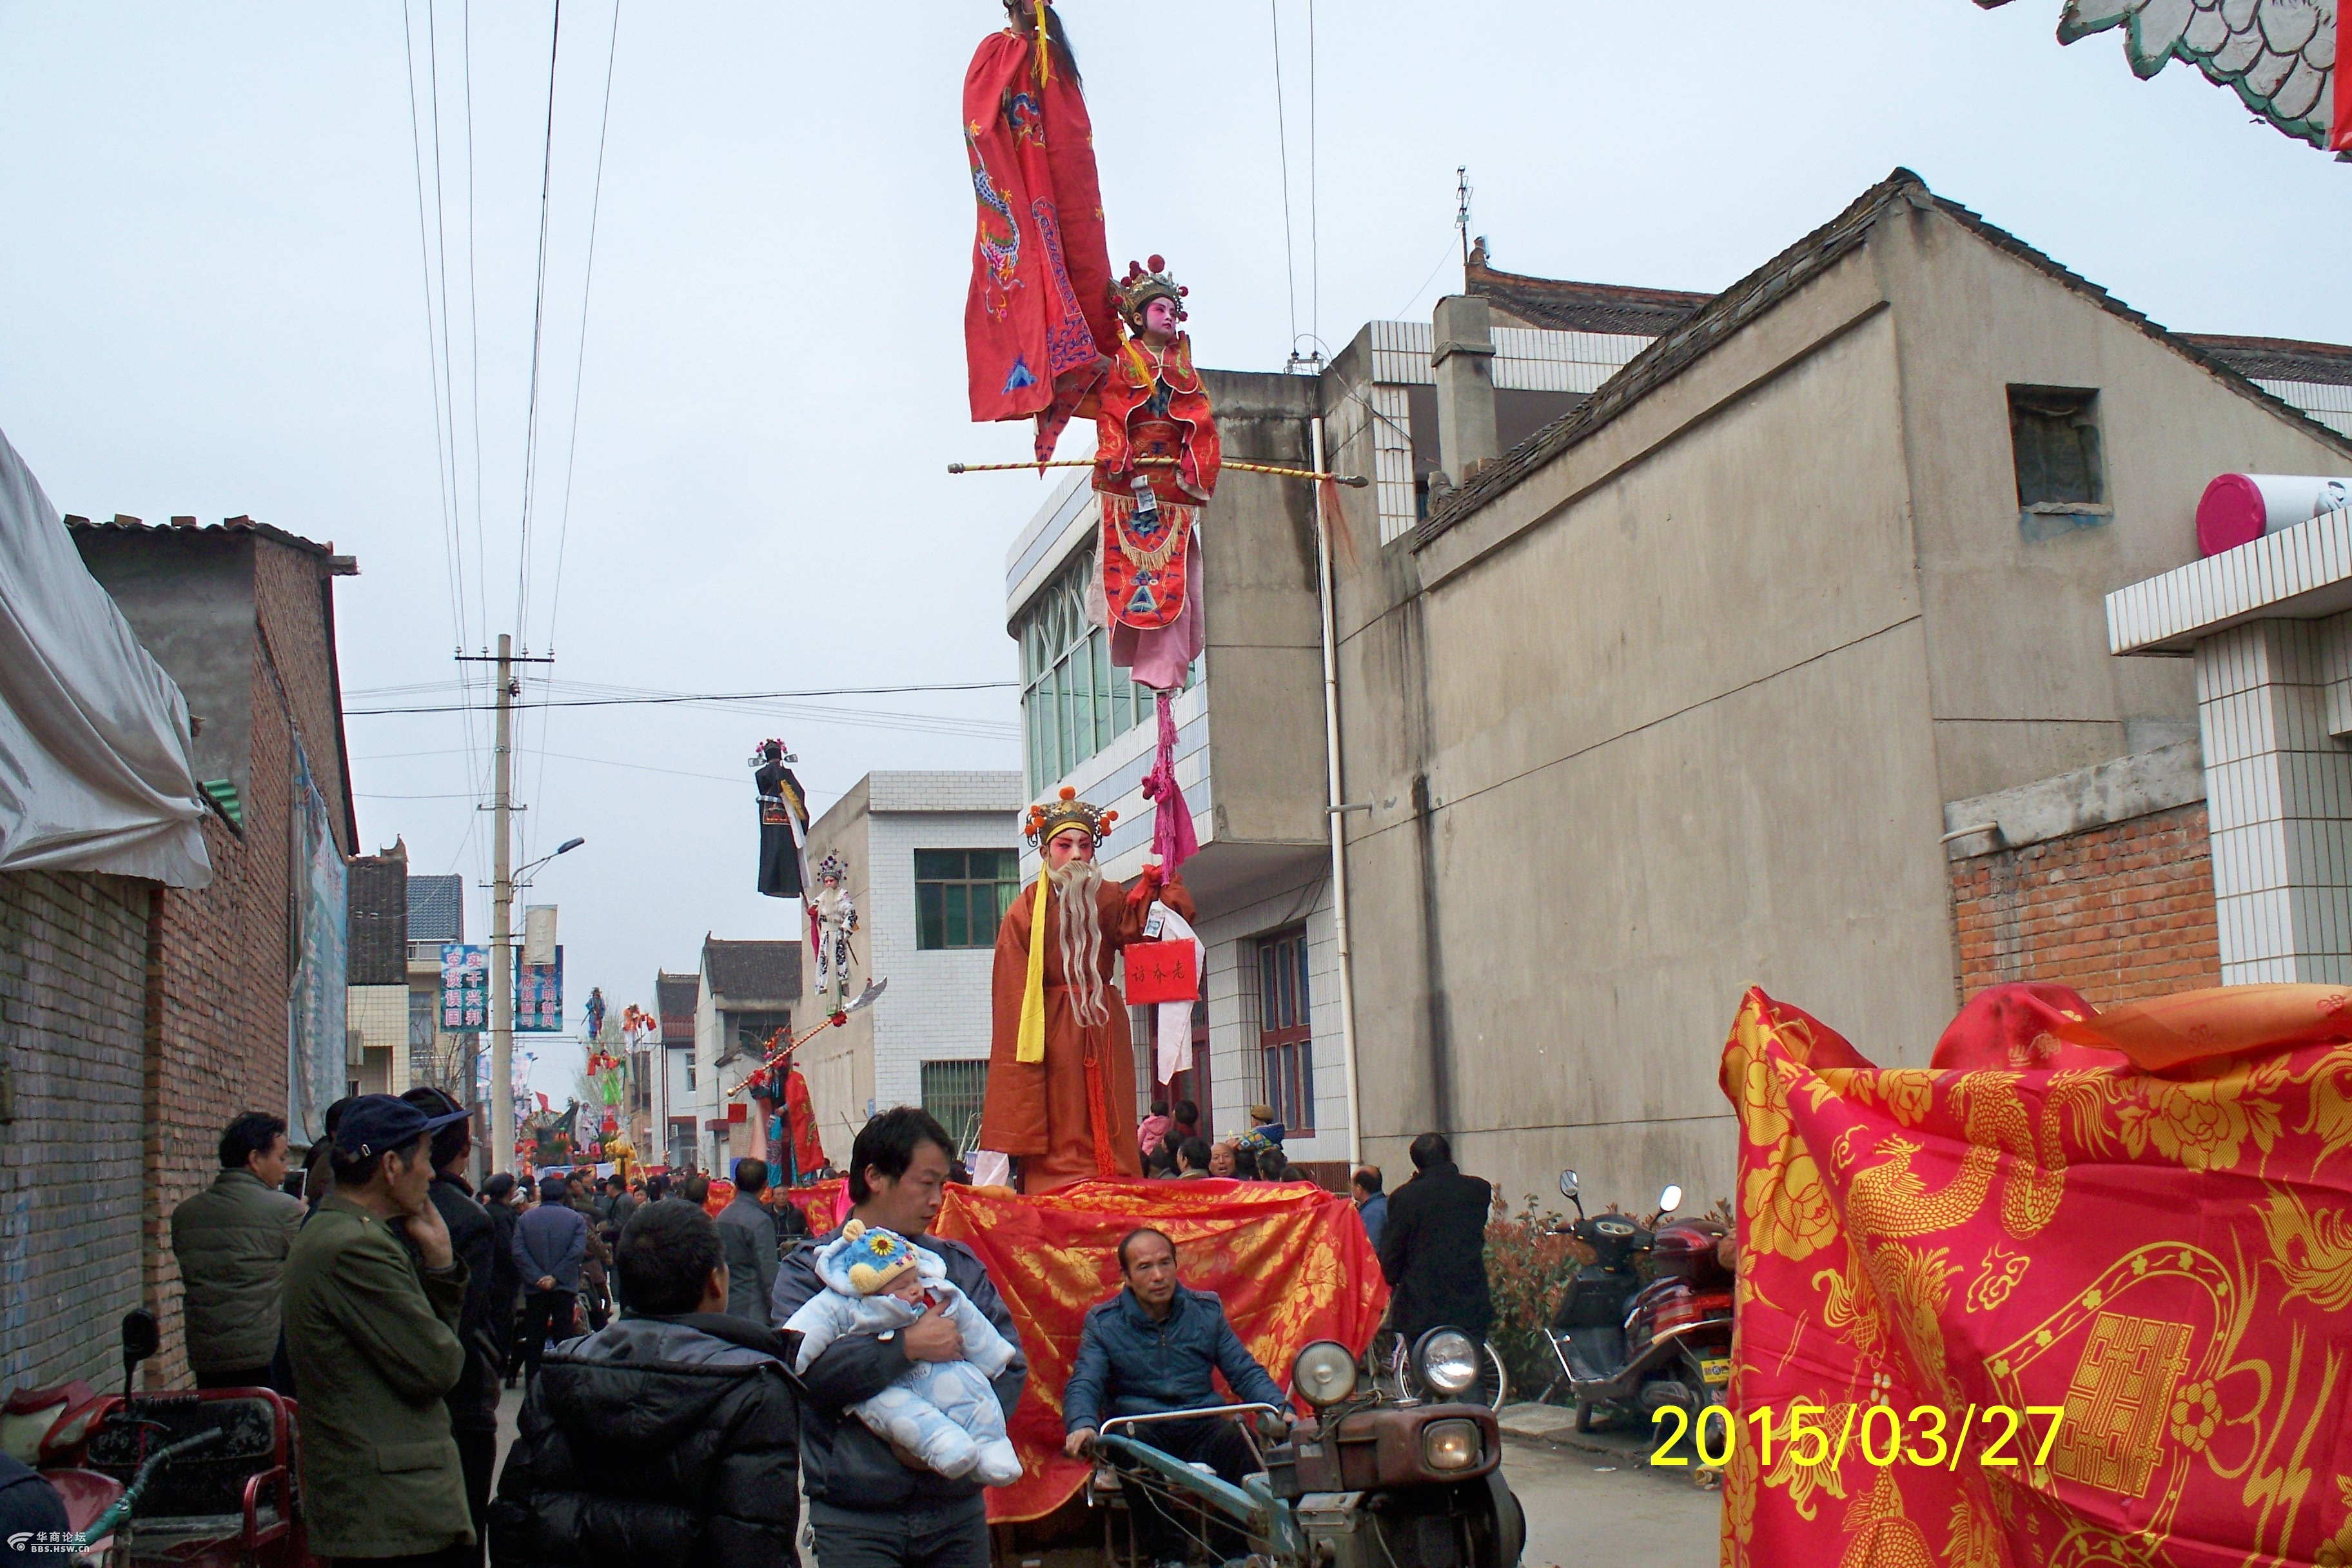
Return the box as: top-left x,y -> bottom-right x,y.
4,3 -> 2346,1101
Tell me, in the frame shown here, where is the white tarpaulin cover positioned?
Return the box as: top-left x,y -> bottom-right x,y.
0,426 -> 211,887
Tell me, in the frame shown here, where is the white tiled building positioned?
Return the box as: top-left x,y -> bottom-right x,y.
799,772 -> 1024,1164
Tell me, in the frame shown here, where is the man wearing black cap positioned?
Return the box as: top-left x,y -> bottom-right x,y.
283,1093 -> 476,1567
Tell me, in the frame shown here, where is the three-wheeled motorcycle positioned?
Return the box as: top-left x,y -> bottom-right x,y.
1088,1329 -> 1524,1568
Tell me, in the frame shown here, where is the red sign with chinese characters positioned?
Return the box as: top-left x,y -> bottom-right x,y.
1121,939 -> 1197,1005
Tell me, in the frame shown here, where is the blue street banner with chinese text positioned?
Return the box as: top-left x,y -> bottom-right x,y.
440,944 -> 489,1032
516,945 -> 563,1032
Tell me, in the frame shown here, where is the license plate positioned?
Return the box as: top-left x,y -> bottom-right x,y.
1699,1357 -> 1732,1386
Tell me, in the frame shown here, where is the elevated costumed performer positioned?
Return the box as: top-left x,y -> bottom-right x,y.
977,787 -> 1192,1193
964,0 -> 1116,462
752,738 -> 811,899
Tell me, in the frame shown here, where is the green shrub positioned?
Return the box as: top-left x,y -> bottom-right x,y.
1483,1193 -> 1588,1400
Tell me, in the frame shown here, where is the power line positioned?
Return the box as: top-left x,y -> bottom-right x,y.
1269,0 -> 1298,364
463,0 -> 487,658
400,1 -> 471,672
543,0 -> 621,657
514,0 -> 564,641
344,680 -> 1023,718
1307,0 -> 1318,359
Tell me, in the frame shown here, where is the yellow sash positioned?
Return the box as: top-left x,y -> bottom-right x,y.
1016,875 -> 1050,1063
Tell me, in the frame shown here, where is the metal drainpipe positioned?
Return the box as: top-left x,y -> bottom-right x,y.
1311,415 -> 1364,1168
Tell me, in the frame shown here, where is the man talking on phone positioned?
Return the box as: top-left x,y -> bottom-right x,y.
772,1107 -> 1026,1568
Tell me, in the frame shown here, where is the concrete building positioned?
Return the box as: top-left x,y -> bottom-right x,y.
691,937 -> 798,1173
798,771 -> 1023,1166
1004,167 -> 2352,1216
402,871 -> 473,1105
652,969 -> 699,1170
346,843 -> 408,1096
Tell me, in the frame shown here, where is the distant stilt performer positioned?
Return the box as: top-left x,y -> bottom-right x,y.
752,738 -> 810,899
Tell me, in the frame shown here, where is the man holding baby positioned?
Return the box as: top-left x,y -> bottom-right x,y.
772,1107 -> 1027,1568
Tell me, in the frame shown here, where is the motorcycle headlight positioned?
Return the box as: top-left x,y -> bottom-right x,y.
1291,1340 -> 1357,1408
1412,1328 -> 1480,1398
1422,1418 -> 1481,1471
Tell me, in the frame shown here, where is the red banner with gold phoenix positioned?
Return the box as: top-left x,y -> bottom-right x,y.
1720,982 -> 2352,1567
930,1176 -> 1388,1524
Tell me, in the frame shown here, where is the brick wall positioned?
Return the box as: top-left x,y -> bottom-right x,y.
0,869 -> 151,1392
138,540 -> 347,1385
1950,803 -> 2222,1006
141,809 -> 275,1386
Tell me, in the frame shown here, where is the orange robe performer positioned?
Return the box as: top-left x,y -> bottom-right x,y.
979,787 -> 1195,1193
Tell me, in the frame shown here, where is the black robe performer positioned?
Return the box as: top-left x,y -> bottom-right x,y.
754,738 -> 810,899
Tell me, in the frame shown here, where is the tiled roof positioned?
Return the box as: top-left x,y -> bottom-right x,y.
657,970 -> 700,1041
1420,168 -> 2352,547
406,874 -> 465,943
1465,260 -> 1709,337
2181,335 -> 2352,387
63,513 -> 358,574
703,938 -> 799,1004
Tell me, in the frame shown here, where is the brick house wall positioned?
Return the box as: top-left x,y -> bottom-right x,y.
141,808 -> 273,1386
0,870 -> 152,1392
68,520 -> 358,1389
1945,747 -> 2222,1010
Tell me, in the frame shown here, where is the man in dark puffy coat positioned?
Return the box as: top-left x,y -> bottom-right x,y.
490,1199 -> 801,1568
1376,1133 -> 1494,1346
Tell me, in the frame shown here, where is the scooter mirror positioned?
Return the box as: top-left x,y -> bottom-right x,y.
120,1308 -> 159,1400
121,1308 -> 159,1367
1559,1169 -> 1579,1199
1658,1183 -> 1683,1214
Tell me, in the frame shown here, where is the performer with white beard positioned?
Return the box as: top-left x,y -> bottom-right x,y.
977,787 -> 1193,1193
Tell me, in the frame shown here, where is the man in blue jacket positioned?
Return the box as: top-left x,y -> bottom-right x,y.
770,1108 -> 1024,1568
1063,1228 -> 1288,1568
512,1173 -> 587,1382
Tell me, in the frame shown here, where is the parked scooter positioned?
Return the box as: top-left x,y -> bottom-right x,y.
14,1309 -> 312,1567
1541,1170 -> 1734,1433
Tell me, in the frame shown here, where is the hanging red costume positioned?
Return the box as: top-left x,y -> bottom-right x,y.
963,12 -> 1117,461
1092,258 -> 1219,689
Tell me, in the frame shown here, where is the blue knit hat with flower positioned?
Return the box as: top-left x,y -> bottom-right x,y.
830,1219 -> 921,1296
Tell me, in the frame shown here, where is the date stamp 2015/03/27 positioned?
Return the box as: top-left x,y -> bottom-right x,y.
1649,1402 -> 2065,1471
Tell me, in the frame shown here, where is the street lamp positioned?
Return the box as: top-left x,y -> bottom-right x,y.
516,836 -> 587,883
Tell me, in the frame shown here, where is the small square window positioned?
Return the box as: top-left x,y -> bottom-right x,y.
2010,386 -> 2104,505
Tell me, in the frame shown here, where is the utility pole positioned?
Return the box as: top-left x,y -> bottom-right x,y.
489,633 -> 517,1173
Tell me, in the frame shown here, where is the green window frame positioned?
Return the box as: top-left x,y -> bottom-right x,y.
916,849 -> 1021,950
1014,547 -> 1195,795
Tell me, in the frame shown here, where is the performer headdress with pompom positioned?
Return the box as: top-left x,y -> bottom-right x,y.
1113,255 -> 1188,333
1025,784 -> 1117,847
815,852 -> 849,885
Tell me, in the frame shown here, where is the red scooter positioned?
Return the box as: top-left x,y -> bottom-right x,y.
8,1310 -> 313,1567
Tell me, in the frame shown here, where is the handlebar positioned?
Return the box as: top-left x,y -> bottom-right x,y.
1099,1402 -> 1286,1440
74,1426 -> 226,1551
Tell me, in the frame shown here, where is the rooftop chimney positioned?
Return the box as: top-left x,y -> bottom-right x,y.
1431,294 -> 1499,491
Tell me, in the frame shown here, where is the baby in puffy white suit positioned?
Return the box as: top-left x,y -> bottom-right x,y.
783,1219 -> 1024,1485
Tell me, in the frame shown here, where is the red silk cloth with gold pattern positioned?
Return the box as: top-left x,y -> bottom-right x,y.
1720,982 -> 2352,1567
962,31 -> 1114,460
929,1175 -> 1387,1524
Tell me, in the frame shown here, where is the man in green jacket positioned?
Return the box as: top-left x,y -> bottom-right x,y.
284,1093 -> 476,1566
169,1112 -> 303,1389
